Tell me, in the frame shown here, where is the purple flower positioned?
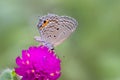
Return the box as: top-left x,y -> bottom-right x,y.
15,46 -> 61,80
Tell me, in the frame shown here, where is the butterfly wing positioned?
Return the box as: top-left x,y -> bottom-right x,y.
52,16 -> 78,46
39,14 -> 78,47
39,14 -> 61,45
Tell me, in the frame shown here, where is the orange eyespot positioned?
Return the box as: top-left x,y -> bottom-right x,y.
39,20 -> 49,30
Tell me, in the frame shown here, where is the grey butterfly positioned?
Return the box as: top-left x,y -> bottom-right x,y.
34,14 -> 78,50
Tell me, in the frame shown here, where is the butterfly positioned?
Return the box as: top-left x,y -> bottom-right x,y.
34,14 -> 78,50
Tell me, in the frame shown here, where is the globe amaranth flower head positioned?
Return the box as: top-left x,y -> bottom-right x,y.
15,46 -> 61,80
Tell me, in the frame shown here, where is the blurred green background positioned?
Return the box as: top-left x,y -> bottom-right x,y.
0,0 -> 120,80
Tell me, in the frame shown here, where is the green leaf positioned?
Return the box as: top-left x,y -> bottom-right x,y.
0,69 -> 21,80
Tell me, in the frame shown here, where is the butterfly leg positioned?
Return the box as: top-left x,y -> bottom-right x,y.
34,36 -> 54,50
45,42 -> 54,50
34,36 -> 45,43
